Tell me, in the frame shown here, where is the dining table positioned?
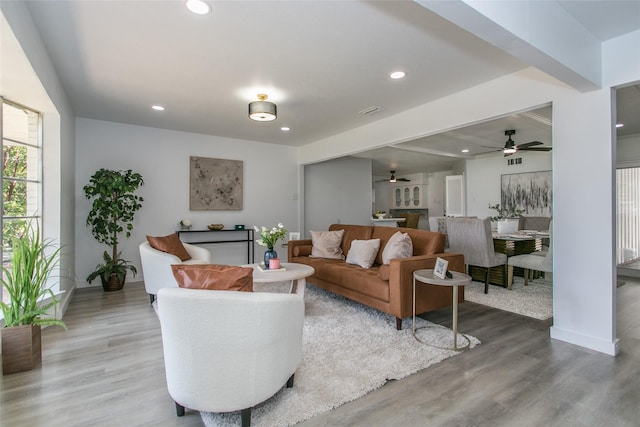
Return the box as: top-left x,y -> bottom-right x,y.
468,230 -> 548,287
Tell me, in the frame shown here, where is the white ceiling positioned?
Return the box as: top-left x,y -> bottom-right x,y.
17,0 -> 640,175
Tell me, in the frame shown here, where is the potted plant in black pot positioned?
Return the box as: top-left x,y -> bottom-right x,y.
0,223 -> 66,375
84,168 -> 144,291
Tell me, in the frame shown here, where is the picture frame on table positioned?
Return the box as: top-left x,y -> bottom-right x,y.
289,232 -> 300,241
433,257 -> 449,280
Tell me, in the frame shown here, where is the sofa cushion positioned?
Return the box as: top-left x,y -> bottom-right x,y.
328,224 -> 373,257
310,229 -> 345,259
171,264 -> 253,292
372,227 -> 445,265
293,244 -> 312,257
316,262 -> 389,302
147,233 -> 192,261
378,264 -> 390,281
381,231 -> 413,264
346,239 -> 380,269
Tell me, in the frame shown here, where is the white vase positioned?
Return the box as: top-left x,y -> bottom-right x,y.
497,218 -> 519,234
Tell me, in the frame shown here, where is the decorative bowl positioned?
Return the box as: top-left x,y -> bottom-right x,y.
208,224 -> 224,231
376,214 -> 386,219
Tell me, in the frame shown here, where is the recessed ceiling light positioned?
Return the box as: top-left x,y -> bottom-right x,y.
390,71 -> 406,79
616,123 -> 624,128
186,0 -> 210,15
461,149 -> 469,153
281,127 -> 290,132
152,105 -> 165,111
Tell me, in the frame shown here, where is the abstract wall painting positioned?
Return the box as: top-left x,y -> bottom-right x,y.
190,156 -> 243,210
501,171 -> 552,216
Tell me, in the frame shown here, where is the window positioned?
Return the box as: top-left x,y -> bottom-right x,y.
616,167 -> 640,266
1,98 -> 42,304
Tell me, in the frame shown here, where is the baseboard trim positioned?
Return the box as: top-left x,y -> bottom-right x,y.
550,326 -> 619,356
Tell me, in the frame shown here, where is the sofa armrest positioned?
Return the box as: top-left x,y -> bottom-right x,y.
288,239 -> 313,259
387,252 -> 465,315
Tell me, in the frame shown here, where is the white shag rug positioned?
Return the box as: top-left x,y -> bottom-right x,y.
464,276 -> 553,320
200,285 -> 480,427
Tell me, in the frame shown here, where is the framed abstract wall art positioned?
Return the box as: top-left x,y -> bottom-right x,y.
190,156 -> 243,210
501,170 -> 552,216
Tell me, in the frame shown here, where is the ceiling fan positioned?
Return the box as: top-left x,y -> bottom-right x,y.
375,170 -> 411,183
500,130 -> 552,157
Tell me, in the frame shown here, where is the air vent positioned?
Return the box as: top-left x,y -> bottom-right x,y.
507,157 -> 522,166
358,106 -> 379,116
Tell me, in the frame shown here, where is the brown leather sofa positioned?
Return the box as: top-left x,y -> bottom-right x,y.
288,224 -> 465,329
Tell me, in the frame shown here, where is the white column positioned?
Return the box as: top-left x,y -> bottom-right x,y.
550,88 -> 618,355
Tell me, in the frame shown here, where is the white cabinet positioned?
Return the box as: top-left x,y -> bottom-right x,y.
392,184 -> 427,208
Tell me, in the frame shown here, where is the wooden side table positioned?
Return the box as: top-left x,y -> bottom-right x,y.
413,269 -> 472,351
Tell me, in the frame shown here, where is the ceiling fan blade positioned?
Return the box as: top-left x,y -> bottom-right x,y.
515,141 -> 543,149
397,178 -> 411,182
518,146 -> 552,152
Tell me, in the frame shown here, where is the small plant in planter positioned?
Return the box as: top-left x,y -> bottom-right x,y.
488,203 -> 525,220
0,222 -> 66,375
489,203 -> 525,234
84,168 -> 144,291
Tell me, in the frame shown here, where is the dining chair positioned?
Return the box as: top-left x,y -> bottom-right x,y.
397,213 -> 420,229
446,217 -> 507,294
507,222 -> 553,288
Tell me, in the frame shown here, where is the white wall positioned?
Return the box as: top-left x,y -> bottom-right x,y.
465,152 -> 552,218
2,3 -> 76,312
304,157 -> 373,236
75,119 -> 299,286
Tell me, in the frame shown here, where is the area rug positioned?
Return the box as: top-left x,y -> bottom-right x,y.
464,276 -> 553,320
200,286 -> 480,427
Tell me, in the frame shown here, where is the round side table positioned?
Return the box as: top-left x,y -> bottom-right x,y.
240,262 -> 314,298
413,269 -> 472,351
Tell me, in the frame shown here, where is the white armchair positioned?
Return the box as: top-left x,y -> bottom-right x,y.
139,241 -> 211,303
157,287 -> 304,426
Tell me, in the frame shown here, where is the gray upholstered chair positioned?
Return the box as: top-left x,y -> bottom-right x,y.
446,217 -> 507,294
518,216 -> 552,231
507,223 -> 553,288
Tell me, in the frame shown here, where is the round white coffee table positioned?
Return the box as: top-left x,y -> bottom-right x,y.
413,269 -> 471,351
241,262 -> 315,298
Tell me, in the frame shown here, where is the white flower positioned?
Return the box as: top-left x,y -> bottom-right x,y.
253,223 -> 288,248
180,219 -> 192,227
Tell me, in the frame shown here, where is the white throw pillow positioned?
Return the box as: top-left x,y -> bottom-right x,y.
310,229 -> 345,259
346,239 -> 380,269
381,231 -> 413,264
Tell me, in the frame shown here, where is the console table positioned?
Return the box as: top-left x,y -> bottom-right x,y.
176,229 -> 254,263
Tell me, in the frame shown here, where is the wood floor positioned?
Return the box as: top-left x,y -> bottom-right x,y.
1,278 -> 639,427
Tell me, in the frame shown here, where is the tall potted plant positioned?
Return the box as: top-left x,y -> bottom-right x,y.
84,168 -> 144,291
0,223 -> 66,375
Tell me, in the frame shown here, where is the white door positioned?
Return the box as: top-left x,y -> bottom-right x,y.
445,175 -> 465,216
